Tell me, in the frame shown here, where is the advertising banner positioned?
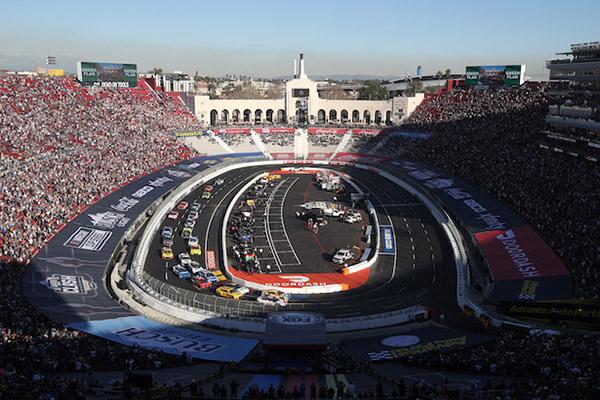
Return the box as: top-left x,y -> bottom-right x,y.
380,225 -> 395,255
474,226 -> 569,281
68,316 -> 259,362
307,128 -> 347,135
342,326 -> 492,362
388,159 -> 572,302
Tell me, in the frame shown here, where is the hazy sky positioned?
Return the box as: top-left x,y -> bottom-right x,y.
2,0 -> 599,80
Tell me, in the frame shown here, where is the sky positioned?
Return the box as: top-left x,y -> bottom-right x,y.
1,0 -> 600,80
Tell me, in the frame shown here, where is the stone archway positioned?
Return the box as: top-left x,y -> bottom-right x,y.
210,109 -> 218,126
277,109 -> 286,124
255,109 -> 262,124
266,109 -> 274,123
374,110 -> 382,124
364,110 -> 371,124
243,109 -> 251,122
232,109 -> 240,123
341,109 -> 349,123
352,110 -> 360,123
221,109 -> 229,124
329,109 -> 337,122
317,109 -> 326,124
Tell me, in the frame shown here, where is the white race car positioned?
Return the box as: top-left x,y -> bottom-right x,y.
332,248 -> 355,265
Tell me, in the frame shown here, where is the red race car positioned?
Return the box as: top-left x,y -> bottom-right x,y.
191,275 -> 212,289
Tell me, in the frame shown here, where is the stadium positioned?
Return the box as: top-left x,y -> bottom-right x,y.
2,8 -> 600,398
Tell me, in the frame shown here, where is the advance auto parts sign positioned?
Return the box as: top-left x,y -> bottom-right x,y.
68,316 -> 259,362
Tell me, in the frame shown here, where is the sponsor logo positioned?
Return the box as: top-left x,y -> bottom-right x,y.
424,178 -> 455,189
268,312 -> 324,326
408,169 -> 438,181
278,275 -> 309,283
464,199 -> 487,213
166,169 -> 192,179
42,273 -> 97,294
495,230 -> 541,278
444,187 -> 472,200
180,163 -> 202,170
518,280 -> 539,300
266,275 -> 328,287
149,176 -> 173,187
63,227 -> 112,251
382,335 -> 421,347
88,211 -> 130,229
114,327 -> 224,353
132,185 -> 154,198
111,196 -> 139,212
477,213 -> 506,230
380,226 -> 395,254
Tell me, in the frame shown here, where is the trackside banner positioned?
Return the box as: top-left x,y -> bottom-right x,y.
474,226 -> 569,281
22,153 -> 267,324
68,316 -> 259,362
388,159 -> 572,302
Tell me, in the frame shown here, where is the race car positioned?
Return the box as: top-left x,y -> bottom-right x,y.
191,201 -> 201,212
181,226 -> 193,239
257,289 -> 289,306
177,201 -> 188,210
215,285 -> 243,300
197,269 -> 219,284
202,191 -> 211,200
161,246 -> 174,261
188,211 -> 199,220
167,210 -> 179,220
212,270 -> 227,281
189,244 -> 202,256
204,185 -> 214,193
184,220 -> 195,229
342,210 -> 362,223
214,178 -> 224,186
220,282 -> 250,295
178,252 -> 192,266
191,275 -> 212,289
161,226 -> 174,239
332,248 -> 355,265
162,237 -> 174,247
171,265 -> 191,279
188,260 -> 205,274
187,236 -> 199,247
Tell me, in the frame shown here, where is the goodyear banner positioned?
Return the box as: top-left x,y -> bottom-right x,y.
68,316 -> 259,362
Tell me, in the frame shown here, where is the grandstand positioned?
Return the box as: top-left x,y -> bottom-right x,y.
2,44 -> 600,400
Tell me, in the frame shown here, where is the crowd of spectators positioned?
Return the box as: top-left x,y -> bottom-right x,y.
0,76 -> 201,264
0,263 -> 193,398
0,75 -> 206,398
389,87 -> 600,298
260,132 -> 295,147
308,133 -> 342,147
397,329 -> 600,399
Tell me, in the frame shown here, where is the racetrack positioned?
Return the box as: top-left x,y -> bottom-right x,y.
142,164 -> 464,322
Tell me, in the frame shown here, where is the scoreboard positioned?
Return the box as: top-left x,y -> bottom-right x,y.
465,65 -> 525,87
76,61 -> 138,88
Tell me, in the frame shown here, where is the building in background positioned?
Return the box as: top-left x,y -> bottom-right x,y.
544,41 -> 600,163
185,54 -> 424,127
